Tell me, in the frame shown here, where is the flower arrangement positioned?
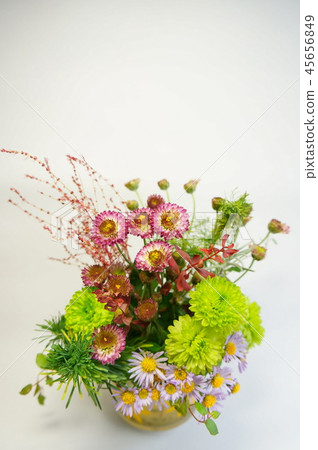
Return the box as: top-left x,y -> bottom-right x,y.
2,150 -> 289,435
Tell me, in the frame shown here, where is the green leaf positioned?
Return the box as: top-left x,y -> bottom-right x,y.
34,384 -> 41,396
46,376 -> 54,386
211,411 -> 220,419
272,238 -> 277,245
36,353 -> 49,369
205,418 -> 219,435
19,384 -> 32,395
195,402 -> 208,416
227,267 -> 241,272
37,394 -> 45,405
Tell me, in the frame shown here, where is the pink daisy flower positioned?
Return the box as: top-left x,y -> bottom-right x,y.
114,387 -> 143,417
135,240 -> 172,272
128,349 -> 168,387
152,203 -> 190,239
91,325 -> 126,365
81,264 -> 107,286
135,298 -> 158,322
127,207 -> 153,238
147,194 -> 165,209
91,211 -> 127,246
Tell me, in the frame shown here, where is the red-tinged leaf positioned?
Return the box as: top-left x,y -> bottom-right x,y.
221,234 -> 230,247
191,254 -> 202,266
174,246 -> 192,264
168,257 -> 180,274
212,255 -> 224,264
196,268 -> 215,279
176,272 -> 192,291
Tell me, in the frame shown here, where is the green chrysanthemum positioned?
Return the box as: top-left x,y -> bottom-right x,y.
65,287 -> 114,334
241,301 -> 265,349
165,315 -> 225,375
189,276 -> 249,334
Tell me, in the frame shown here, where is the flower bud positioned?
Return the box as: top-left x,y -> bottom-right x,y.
161,282 -> 172,296
250,244 -> 267,261
172,251 -> 186,269
157,179 -> 170,190
139,271 -> 157,284
166,267 -> 178,281
191,271 -> 202,285
151,292 -> 162,303
126,200 -> 139,211
134,298 -> 158,322
211,197 -> 225,211
147,194 -> 165,209
268,219 -> 290,234
184,179 -> 199,194
125,178 -> 140,191
242,216 -> 252,225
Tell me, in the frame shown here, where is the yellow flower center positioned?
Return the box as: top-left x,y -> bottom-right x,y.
211,374 -> 224,388
153,369 -> 165,383
232,383 -> 240,394
138,389 -> 149,399
161,212 -> 179,230
225,342 -> 236,355
99,219 -> 117,237
151,388 -> 160,402
94,330 -> 115,349
87,265 -> 105,279
141,357 -> 157,373
181,382 -> 195,394
121,391 -> 136,405
148,250 -> 164,266
165,383 -> 177,395
202,395 -> 216,408
174,368 -> 187,381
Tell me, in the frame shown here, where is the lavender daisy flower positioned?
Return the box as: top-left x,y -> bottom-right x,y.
166,365 -> 193,386
224,332 -> 248,372
152,203 -> 190,239
200,389 -> 226,416
91,325 -> 126,365
128,349 -> 168,387
204,366 -> 235,394
91,211 -> 127,246
180,375 -> 205,405
160,382 -> 182,403
114,388 -> 143,417
127,207 -> 153,238
231,379 -> 241,394
148,386 -> 169,411
137,388 -> 153,408
135,240 -> 173,272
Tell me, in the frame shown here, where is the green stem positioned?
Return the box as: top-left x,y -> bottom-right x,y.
190,193 -> 196,230
135,190 -> 144,207
115,243 -> 132,265
166,190 -> 170,202
258,231 -> 270,245
233,259 -> 255,283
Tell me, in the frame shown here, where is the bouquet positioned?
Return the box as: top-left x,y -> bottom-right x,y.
2,150 -> 289,435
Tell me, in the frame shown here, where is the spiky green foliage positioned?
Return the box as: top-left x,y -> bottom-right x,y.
36,315 -> 66,346
165,315 -> 224,375
43,333 -> 130,408
189,276 -> 249,334
211,193 -> 253,243
65,287 -> 114,334
241,301 -> 265,348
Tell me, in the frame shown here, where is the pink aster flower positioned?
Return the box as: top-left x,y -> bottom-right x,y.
224,332 -> 248,372
135,298 -> 158,322
147,194 -> 165,209
91,325 -> 126,365
81,264 -> 107,286
135,240 -> 172,272
152,203 -> 190,239
127,207 -> 153,238
91,211 -> 127,246
114,387 -> 143,417
128,349 -> 168,387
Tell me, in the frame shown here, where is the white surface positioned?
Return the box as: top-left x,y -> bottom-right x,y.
0,1 -> 299,449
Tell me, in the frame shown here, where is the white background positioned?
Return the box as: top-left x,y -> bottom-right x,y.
0,1 -> 299,449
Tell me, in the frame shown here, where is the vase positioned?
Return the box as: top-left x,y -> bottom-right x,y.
116,405 -> 190,431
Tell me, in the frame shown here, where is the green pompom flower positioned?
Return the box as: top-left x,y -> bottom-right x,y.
189,276 -> 249,334
241,301 -> 265,349
165,315 -> 224,375
65,287 -> 114,334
